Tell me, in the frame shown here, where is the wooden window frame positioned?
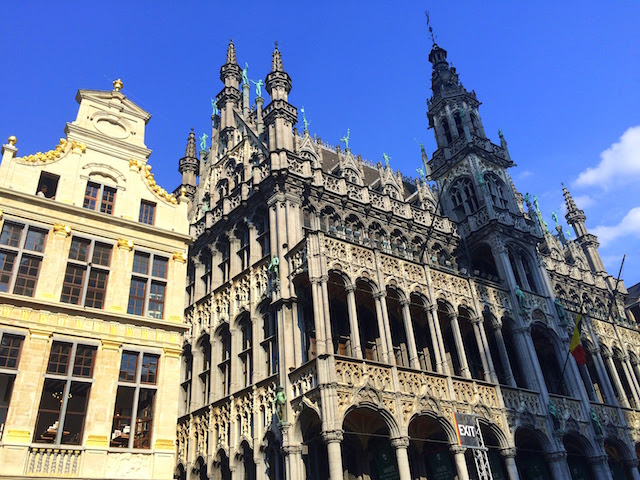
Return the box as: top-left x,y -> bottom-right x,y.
138,200 -> 156,226
61,237 -> 112,309
0,330 -> 25,440
127,251 -> 168,319
0,221 -> 47,297
83,181 -> 117,215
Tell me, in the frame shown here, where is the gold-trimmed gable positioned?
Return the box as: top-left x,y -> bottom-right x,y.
16,138 -> 86,164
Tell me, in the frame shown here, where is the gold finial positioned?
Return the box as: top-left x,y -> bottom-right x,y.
113,78 -> 123,92
7,135 -> 17,146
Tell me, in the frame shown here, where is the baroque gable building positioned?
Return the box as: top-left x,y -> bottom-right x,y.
177,38 -> 640,480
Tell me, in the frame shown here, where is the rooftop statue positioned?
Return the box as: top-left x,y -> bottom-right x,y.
417,168 -> 426,183
242,62 -> 249,85
340,129 -> 350,150
533,194 -> 540,212
250,79 -> 264,98
200,133 -> 208,151
300,106 -> 310,131
382,152 -> 391,167
523,192 -> 530,204
552,211 -> 560,227
211,98 -> 219,116
514,285 -> 530,315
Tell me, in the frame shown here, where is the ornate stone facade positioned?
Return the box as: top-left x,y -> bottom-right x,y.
178,40 -> 640,480
0,81 -> 191,478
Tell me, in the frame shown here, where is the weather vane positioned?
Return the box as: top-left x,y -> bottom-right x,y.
425,11 -> 437,45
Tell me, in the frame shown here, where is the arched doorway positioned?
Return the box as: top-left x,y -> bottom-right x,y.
408,415 -> 457,480
342,407 -> 398,480
212,449 -> 231,480
515,427 -> 552,480
605,439 -> 633,480
239,441 -> 256,480
299,408 -> 328,480
564,433 -> 595,480
476,422 -> 508,480
175,464 -> 186,480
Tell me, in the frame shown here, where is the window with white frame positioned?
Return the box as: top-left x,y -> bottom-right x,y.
127,252 -> 168,319
60,237 -> 112,308
0,221 -> 47,297
83,181 -> 116,215
33,340 -> 96,445
0,331 -> 25,439
110,350 -> 159,449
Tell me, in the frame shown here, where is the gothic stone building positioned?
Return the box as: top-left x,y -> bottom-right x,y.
0,82 -> 191,479
177,40 -> 640,480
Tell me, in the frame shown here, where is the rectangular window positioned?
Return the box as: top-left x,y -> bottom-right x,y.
83,182 -> 116,215
139,201 -> 156,225
111,351 -> 159,449
34,341 -> 95,445
0,332 -> 24,440
36,172 -> 59,199
61,238 -> 112,309
0,222 -> 46,297
127,252 -> 168,319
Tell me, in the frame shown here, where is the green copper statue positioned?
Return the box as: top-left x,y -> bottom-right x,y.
250,79 -> 264,98
274,386 -> 287,423
552,211 -> 559,227
420,142 -> 426,155
211,98 -> 219,116
533,195 -> 540,212
382,152 -> 391,167
200,133 -> 208,151
301,106 -> 310,131
417,168 -> 426,183
340,129 -> 350,150
523,192 -> 530,204
514,285 -> 529,315
242,62 -> 249,85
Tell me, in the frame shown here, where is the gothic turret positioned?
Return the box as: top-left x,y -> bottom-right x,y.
217,40 -> 242,149
264,44 -> 297,169
178,129 -> 199,200
563,184 -> 605,273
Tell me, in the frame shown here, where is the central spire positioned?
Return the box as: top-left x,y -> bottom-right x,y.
272,41 -> 284,72
226,39 -> 237,64
265,43 -> 291,101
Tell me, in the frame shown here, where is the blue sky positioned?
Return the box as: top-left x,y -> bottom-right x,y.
1,2 -> 639,286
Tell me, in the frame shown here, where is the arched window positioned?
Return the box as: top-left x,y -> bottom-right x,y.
254,213 -> 270,258
520,250 -> 539,294
199,336 -> 211,406
453,111 -> 463,136
262,310 -> 278,375
186,260 -> 195,305
450,177 -> 479,220
180,346 -> 192,415
200,249 -> 212,294
236,225 -> 250,271
238,317 -> 252,388
484,173 -> 509,209
470,113 -> 480,134
531,326 -> 567,395
218,325 -> 231,396
441,117 -> 453,145
217,239 -> 230,283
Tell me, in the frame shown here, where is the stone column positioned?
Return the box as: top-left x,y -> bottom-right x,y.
283,445 -> 303,480
427,305 -> 446,374
450,446 -> 470,480
321,275 -> 333,351
500,448 -> 520,480
345,284 -> 363,359
391,437 -> 411,480
373,292 -> 390,363
322,430 -> 344,480
624,459 -> 640,480
450,313 -> 471,378
621,357 -> 640,407
603,351 -> 630,407
592,347 -> 618,405
512,325 -> 543,392
588,454 -> 614,480
545,451 -> 570,480
491,323 -> 516,387
377,291 -> 396,364
631,361 -> 640,395
471,316 -> 494,382
400,300 -> 420,369
310,278 -> 327,356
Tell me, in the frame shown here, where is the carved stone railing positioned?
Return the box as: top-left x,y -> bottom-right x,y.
591,402 -> 622,428
26,447 -> 82,477
396,369 -> 449,399
451,379 -> 500,408
549,394 -> 586,422
290,360 -> 318,398
334,358 -> 392,391
501,386 -> 543,415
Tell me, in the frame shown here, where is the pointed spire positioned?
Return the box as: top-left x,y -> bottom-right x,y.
226,39 -> 237,65
271,41 -> 283,72
185,128 -> 197,158
562,183 -> 579,214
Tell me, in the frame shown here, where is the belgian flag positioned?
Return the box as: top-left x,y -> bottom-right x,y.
569,315 -> 586,366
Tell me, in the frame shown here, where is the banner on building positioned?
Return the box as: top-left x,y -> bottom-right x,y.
452,412 -> 481,448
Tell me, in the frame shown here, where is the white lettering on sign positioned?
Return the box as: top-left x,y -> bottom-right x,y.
458,424 -> 476,437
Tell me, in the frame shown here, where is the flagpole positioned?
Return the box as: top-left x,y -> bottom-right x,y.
605,255 -> 626,323
560,301 -> 583,381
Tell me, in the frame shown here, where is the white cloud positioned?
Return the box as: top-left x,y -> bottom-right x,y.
572,194 -> 594,209
591,206 -> 640,246
517,170 -> 533,180
575,126 -> 640,190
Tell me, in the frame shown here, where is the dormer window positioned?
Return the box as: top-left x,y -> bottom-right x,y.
83,182 -> 116,215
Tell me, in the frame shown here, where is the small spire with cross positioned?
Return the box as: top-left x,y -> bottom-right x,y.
425,11 -> 437,46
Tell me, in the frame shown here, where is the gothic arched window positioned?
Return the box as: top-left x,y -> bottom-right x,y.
450,177 -> 479,220
484,173 -> 509,209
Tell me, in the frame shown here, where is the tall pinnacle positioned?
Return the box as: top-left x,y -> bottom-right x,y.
185,129 -> 197,158
271,42 -> 284,72
562,183 -> 580,215
226,39 -> 237,65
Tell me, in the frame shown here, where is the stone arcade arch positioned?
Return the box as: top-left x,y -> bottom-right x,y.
296,407 -> 328,480
605,437 -> 634,480
342,406 -> 400,480
563,432 -> 596,480
514,427 -> 553,480
328,271 -> 353,356
530,324 -> 568,396
355,279 -> 384,362
386,287 -> 411,368
407,414 -> 458,480
410,293 -> 437,372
